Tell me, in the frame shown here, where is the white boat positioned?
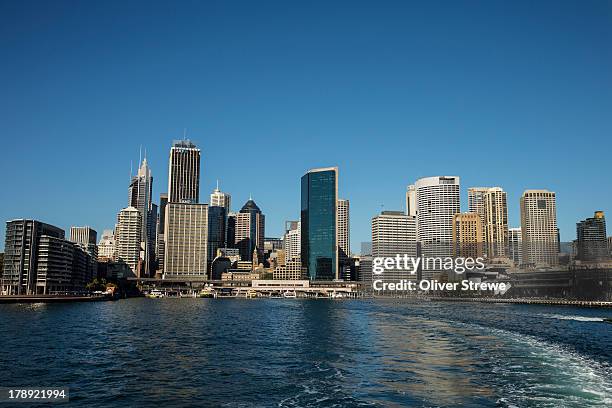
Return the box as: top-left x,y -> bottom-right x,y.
283,291 -> 297,298
146,289 -> 165,298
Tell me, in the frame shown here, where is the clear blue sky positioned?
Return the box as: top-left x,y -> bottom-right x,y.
1,0 -> 611,253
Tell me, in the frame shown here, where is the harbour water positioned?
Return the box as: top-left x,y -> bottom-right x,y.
0,299 -> 611,407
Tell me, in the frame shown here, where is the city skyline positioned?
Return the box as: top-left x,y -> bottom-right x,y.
1,1 -> 611,252
0,139 -> 610,254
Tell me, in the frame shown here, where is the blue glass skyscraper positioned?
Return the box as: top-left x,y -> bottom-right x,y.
301,167 -> 338,280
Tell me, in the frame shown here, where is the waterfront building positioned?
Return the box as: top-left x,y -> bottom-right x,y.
128,158 -> 154,276
164,203 -> 209,277
576,211 -> 608,262
115,207 -> 142,277
301,167 -> 338,280
413,176 -> 460,278
273,258 -> 305,280
508,227 -> 523,267
452,212 -> 484,259
2,220 -> 92,295
371,210 -> 418,284
284,221 -> 301,262
210,180 -> 231,212
234,199 -> 265,262
357,255 -> 373,289
156,193 -> 168,272
168,139 -> 201,204
337,199 -> 350,262
520,190 -> 559,267
69,226 -> 98,281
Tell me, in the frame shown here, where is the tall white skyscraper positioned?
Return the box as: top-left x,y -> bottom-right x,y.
337,199 -> 350,261
413,176 -> 460,278
284,221 -> 301,262
210,180 -> 231,212
520,189 -> 559,267
115,207 -> 142,277
372,211 -> 418,285
234,199 -> 265,262
164,203 -> 209,277
168,140 -> 201,204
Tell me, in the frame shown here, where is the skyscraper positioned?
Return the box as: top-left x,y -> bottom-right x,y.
452,212 -> 484,259
508,227 -> 522,266
483,188 -> 508,258
168,140 -> 200,204
234,199 -> 265,262
413,176 -> 460,278
337,199 -> 350,262
576,211 -> 608,262
156,193 -> 168,272
520,190 -> 559,267
115,207 -> 142,277
210,180 -> 231,212
468,187 -> 488,240
371,210 -> 418,285
207,205 -> 227,272
128,158 -> 154,276
301,167 -> 338,281
468,187 -> 508,258
164,203 -> 209,277
284,221 -> 301,263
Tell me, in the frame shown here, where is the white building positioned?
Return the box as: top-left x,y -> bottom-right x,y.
115,207 -> 142,276
98,229 -> 116,260
164,203 -> 209,277
284,221 -> 301,262
210,180 -> 231,212
371,211 -> 418,284
413,176 -> 460,278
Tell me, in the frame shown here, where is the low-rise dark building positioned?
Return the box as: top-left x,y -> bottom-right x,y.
2,219 -> 93,295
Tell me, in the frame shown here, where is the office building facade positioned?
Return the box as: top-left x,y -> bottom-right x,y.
301,167 -> 338,281
168,140 -> 200,204
164,203 -> 209,277
520,190 -> 559,267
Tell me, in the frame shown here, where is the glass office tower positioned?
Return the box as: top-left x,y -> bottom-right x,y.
301,167 -> 338,280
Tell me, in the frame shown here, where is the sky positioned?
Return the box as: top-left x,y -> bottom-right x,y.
1,0 -> 611,253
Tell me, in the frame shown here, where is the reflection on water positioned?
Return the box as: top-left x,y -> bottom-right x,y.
0,299 -> 610,407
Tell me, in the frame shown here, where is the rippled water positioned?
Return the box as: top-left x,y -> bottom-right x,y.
0,299 -> 611,407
